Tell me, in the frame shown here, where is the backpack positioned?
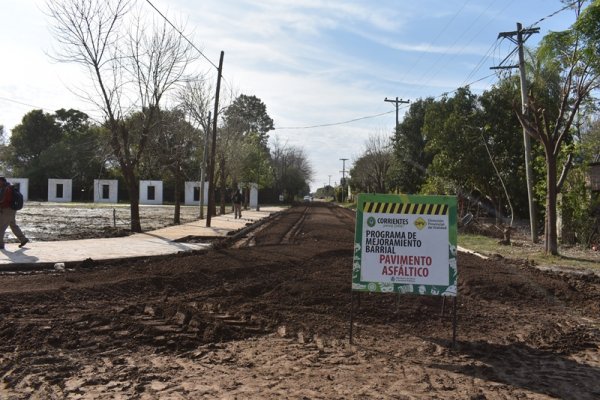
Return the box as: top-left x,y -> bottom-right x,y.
10,186 -> 24,211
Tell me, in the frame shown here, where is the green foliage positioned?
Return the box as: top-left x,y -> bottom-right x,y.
315,185 -> 334,199
10,110 -> 61,166
3,109 -> 110,200
389,98 -> 434,193
223,94 -> 274,149
479,78 -> 533,219
423,87 -> 491,195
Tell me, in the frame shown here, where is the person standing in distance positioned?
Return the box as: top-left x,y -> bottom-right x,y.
0,177 -> 29,249
232,189 -> 243,219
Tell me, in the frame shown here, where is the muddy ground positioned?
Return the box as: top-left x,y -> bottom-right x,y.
0,202 -> 599,399
12,202 -> 204,242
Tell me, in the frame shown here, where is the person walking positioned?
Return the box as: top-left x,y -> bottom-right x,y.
232,189 -> 243,219
0,177 -> 29,249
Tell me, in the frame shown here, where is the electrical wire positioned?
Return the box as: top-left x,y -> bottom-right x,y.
3,1 -> 580,133
144,0 -> 219,71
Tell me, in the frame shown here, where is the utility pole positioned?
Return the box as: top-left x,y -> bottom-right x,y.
199,112 -> 211,219
340,158 -> 348,203
492,23 -> 539,243
384,97 -> 409,131
206,51 -> 224,228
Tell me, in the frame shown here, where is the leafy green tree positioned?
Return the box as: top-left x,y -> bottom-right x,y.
422,87 -> 516,220
4,109 -> 110,200
390,98 -> 434,194
515,0 -> 600,254
238,131 -> 274,208
217,94 -> 274,212
479,78 -> 532,220
422,88 -> 485,192
8,110 -> 61,198
0,125 -> 9,176
143,108 -> 202,223
223,94 -> 274,149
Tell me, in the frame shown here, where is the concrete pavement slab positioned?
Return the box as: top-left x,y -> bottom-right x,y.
0,206 -> 284,267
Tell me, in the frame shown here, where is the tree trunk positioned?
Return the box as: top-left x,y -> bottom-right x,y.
173,169 -> 181,224
122,165 -> 142,233
545,151 -> 559,255
219,157 -> 227,215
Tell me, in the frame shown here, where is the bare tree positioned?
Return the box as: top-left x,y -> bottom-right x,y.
177,78 -> 214,134
271,139 -> 313,200
46,0 -> 196,232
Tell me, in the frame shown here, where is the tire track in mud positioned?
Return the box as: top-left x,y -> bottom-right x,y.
234,204 -> 311,247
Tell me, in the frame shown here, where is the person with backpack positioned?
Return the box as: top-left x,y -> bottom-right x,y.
0,177 -> 29,249
232,188 -> 243,219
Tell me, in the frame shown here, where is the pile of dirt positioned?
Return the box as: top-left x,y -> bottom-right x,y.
0,203 -> 598,399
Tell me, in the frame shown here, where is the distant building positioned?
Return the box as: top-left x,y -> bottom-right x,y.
94,179 -> 118,203
48,179 -> 72,202
140,180 -> 163,205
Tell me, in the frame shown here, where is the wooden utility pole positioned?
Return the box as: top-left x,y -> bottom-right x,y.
492,23 -> 539,243
199,112 -> 211,219
340,158 -> 348,203
384,97 -> 409,131
206,51 -> 224,228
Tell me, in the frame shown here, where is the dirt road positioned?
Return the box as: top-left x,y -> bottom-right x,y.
0,203 -> 599,399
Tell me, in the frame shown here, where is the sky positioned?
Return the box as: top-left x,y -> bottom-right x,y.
0,0 -> 578,193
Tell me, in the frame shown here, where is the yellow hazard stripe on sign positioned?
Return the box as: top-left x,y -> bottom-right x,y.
363,202 -> 448,215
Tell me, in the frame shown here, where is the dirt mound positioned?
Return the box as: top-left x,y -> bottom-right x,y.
0,202 -> 599,399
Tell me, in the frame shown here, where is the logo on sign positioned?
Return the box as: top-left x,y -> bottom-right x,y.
414,217 -> 427,230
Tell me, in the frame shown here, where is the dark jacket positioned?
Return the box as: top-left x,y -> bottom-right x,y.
0,185 -> 13,209
232,191 -> 243,204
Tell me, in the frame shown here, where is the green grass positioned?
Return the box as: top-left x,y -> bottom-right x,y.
458,233 -> 600,273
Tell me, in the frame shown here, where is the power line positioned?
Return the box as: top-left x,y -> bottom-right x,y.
273,71 -> 497,131
4,2 -> 580,135
144,0 -> 219,71
0,96 -> 53,113
275,2 -> 578,132
273,109 -> 396,130
528,0 -> 579,28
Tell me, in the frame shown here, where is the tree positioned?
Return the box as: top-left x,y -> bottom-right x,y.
390,98 -> 434,194
515,0 -> 600,254
217,94 -> 274,212
479,77 -> 532,220
271,139 -> 313,201
349,133 -> 393,194
0,125 -> 8,175
421,87 -> 517,221
223,94 -> 274,149
422,88 -> 486,193
3,109 -> 110,200
7,110 -> 62,198
47,0 -> 196,232
144,108 -> 201,223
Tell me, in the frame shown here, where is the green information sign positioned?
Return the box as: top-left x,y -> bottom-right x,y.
352,193 -> 457,296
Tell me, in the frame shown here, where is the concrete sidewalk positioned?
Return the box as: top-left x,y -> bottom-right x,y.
0,207 -> 284,267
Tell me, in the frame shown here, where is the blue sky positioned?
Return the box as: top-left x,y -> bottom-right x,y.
0,0 -> 578,192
